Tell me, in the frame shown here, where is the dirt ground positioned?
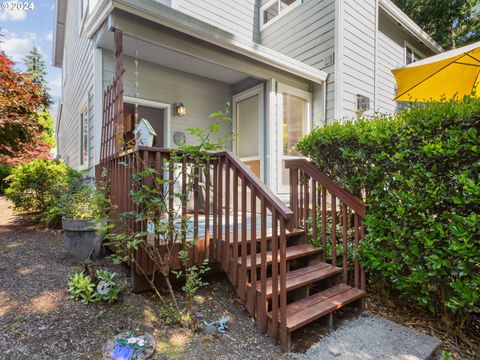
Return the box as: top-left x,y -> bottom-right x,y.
0,196 -> 478,359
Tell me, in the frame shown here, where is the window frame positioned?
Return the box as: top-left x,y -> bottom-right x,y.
260,0 -> 302,31
404,41 -> 426,65
79,102 -> 89,170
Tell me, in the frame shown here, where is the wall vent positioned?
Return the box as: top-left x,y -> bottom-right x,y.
356,94 -> 370,113
324,53 -> 334,66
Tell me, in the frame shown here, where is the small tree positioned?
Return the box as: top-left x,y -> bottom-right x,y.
106,109 -> 231,324
23,46 -> 50,102
0,52 -> 50,161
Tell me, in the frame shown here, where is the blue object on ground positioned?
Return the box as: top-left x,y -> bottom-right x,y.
112,344 -> 135,360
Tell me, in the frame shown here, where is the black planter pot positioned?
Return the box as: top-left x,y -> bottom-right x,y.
62,218 -> 104,260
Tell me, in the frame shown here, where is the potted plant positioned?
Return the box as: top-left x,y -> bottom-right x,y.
61,187 -> 107,260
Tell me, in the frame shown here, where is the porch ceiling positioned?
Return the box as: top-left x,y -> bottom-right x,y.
98,31 -> 251,85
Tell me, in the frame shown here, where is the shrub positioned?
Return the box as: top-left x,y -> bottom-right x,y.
5,159 -> 81,217
297,97 -> 480,331
59,187 -> 107,221
0,165 -> 12,195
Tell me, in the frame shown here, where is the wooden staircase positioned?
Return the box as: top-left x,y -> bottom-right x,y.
213,154 -> 367,351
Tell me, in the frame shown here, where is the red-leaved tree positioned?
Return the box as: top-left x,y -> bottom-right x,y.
0,52 -> 51,165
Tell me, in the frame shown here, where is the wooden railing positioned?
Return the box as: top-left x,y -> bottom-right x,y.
97,147 -> 295,346
286,158 -> 366,291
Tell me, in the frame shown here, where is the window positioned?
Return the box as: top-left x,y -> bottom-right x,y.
80,105 -> 89,167
261,0 -> 301,29
405,44 -> 424,65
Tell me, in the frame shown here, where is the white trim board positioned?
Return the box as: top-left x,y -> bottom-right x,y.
123,96 -> 171,148
232,83 -> 265,182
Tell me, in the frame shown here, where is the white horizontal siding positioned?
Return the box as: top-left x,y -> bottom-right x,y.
375,13 -> 408,114
57,2 -> 95,171
260,0 -> 336,123
339,0 -> 376,118
173,0 -> 259,42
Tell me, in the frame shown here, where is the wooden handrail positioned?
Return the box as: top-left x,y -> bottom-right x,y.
137,147 -> 295,229
222,152 -> 294,228
285,158 -> 366,219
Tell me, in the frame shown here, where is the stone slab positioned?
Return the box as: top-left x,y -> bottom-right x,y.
293,315 -> 442,360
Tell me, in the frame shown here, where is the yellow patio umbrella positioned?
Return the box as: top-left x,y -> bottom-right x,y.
392,41 -> 480,102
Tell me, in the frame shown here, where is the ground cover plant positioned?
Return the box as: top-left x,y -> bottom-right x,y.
297,96 -> 480,334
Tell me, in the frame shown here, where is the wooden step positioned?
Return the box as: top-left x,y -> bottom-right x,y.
226,228 -> 304,244
250,262 -> 342,298
267,283 -> 365,332
237,244 -> 321,269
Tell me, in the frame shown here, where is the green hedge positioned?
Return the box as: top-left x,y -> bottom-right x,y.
297,97 -> 480,330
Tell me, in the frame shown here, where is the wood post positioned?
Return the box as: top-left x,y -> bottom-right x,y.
113,29 -> 124,155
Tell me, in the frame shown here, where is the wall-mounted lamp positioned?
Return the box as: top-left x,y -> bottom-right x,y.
174,103 -> 186,117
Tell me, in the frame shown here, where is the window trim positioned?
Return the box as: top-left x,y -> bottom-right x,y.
79,101 -> 89,170
404,41 -> 426,65
260,0 -> 302,31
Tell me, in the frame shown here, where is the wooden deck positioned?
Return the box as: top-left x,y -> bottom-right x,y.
98,71 -> 367,351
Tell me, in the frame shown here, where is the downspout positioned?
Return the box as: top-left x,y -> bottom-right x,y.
324,75 -> 329,125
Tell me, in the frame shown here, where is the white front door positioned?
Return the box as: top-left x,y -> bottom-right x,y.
233,84 -> 264,180
276,84 -> 311,194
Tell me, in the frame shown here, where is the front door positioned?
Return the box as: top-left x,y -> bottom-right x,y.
276,84 -> 311,194
233,84 -> 264,180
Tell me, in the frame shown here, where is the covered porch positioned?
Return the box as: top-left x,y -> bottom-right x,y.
94,6 -> 328,197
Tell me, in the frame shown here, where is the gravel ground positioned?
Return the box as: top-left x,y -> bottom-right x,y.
0,197 -> 287,360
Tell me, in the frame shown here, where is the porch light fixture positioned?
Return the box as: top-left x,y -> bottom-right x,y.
174,103 -> 186,116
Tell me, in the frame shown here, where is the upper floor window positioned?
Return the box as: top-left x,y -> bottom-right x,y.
260,0 -> 302,30
405,43 -> 424,65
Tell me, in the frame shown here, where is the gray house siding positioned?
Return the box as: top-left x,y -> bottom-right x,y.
172,0 -> 260,43
339,0 -> 376,118
103,52 -> 233,147
260,0 -> 336,123
376,13 -> 406,114
56,3 -> 94,169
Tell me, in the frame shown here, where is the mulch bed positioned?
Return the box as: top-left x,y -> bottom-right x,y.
0,197 -> 287,360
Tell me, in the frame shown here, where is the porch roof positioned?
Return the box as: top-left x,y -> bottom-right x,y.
54,0 -> 328,84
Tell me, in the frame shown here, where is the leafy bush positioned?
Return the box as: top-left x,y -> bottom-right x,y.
0,165 -> 12,195
297,97 -> 480,331
68,268 -> 121,304
5,159 -> 81,214
59,187 -> 107,221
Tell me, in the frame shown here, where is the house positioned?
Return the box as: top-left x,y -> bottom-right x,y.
51,0 -> 442,351
53,0 -> 442,197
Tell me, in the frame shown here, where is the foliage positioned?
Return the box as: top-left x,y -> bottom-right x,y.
159,303 -> 183,326
96,269 -> 122,303
0,51 -> 51,160
106,108 -> 231,322
297,97 -> 480,331
68,268 -> 121,304
0,165 -> 12,195
5,159 -> 81,218
173,238 -> 210,314
60,187 -> 107,221
23,47 -> 50,100
393,0 -> 480,49
37,110 -> 55,148
68,271 -> 99,304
